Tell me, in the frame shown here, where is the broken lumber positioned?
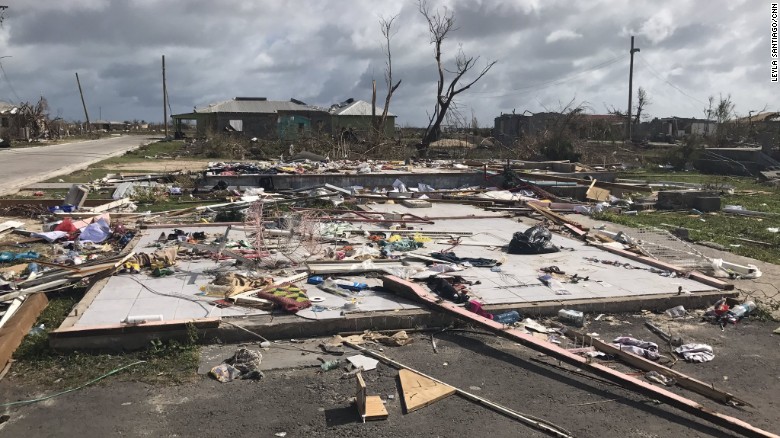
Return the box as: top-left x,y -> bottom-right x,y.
0,294 -> 48,372
355,372 -> 388,422
344,341 -> 573,438
560,327 -> 751,407
381,275 -> 777,438
399,369 -> 456,413
525,173 -> 653,193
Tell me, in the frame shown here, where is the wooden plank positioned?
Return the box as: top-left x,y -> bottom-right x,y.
344,342 -> 573,437
399,368 -> 456,413
57,276 -> 115,330
83,197 -> 131,213
50,317 -> 220,336
0,293 -> 48,372
585,179 -> 611,202
525,172 -> 654,193
364,396 -> 388,421
560,328 -> 752,407
380,275 -> 777,438
355,372 -> 388,421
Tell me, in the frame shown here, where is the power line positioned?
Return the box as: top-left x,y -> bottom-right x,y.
637,54 -> 708,106
0,60 -> 20,102
470,55 -> 625,99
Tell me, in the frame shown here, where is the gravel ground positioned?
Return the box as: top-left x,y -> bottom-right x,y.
0,316 -> 777,438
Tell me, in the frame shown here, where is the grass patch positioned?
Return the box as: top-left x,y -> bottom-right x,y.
594,171 -> 780,264
11,289 -> 200,389
42,140 -> 204,184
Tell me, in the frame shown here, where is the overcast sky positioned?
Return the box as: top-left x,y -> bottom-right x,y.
0,0 -> 776,126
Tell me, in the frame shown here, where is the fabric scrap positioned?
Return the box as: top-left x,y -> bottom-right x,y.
612,336 -> 660,361
674,343 -> 714,363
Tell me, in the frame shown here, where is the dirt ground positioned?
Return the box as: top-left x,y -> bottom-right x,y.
0,315 -> 778,438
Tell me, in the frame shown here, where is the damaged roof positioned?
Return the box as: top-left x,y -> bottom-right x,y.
330,100 -> 394,117
193,97 -> 323,114
0,101 -> 19,115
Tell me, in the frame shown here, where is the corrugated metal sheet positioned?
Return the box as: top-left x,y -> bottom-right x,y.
332,100 -> 394,117
194,98 -> 321,114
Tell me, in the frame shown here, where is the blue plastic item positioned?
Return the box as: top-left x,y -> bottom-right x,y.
307,276 -> 324,285
492,310 -> 521,325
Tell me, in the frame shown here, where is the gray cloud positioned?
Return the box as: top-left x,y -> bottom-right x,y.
0,0 -> 775,127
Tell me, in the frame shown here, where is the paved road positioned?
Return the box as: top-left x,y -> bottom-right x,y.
0,135 -> 156,196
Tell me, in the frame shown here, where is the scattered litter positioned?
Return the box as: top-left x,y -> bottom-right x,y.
645,371 -> 676,386
674,344 -> 714,363
558,309 -> 584,327
664,305 -> 687,318
210,348 -> 264,382
347,355 -> 379,371
612,337 -> 660,361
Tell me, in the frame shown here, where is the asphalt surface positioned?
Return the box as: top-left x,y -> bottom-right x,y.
0,135 -> 155,196
1,319 -> 778,437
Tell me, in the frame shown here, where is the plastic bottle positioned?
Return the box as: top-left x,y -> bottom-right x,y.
320,360 -> 340,371
558,309 -> 585,327
492,310 -> 520,325
332,279 -> 368,291
664,305 -> 686,318
727,301 -> 756,320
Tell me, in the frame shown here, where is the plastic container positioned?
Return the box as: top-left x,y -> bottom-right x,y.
307,276 -> 324,285
727,301 -> 756,320
558,309 -> 584,327
493,310 -> 520,325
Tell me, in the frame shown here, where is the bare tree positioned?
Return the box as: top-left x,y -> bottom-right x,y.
378,15 -> 402,140
704,94 -> 736,146
634,87 -> 650,124
418,0 -> 496,155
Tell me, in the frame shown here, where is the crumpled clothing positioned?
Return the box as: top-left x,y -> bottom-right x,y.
427,277 -> 469,303
430,251 -> 497,267
32,231 -> 69,243
78,218 -> 111,243
612,336 -> 660,361
466,300 -> 494,320
674,343 -> 714,363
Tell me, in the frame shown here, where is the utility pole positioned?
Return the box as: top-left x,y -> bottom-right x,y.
162,55 -> 168,139
626,35 -> 640,141
75,72 -> 91,132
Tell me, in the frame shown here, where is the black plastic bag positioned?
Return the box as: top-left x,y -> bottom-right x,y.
508,224 -> 560,254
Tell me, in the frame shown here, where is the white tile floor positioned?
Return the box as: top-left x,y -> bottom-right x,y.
74,203 -> 719,328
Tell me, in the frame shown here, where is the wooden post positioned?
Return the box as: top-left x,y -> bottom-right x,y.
162,55 -> 168,139
75,72 -> 91,132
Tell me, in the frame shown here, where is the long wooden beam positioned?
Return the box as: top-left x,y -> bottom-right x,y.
525,173 -> 654,193
381,275 -> 777,438
559,327 -> 751,407
344,341 -> 573,438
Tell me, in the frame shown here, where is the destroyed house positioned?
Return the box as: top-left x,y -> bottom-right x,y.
172,97 -> 330,141
0,101 -> 20,141
329,99 -> 396,139
493,111 -> 563,143
657,117 -> 715,139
